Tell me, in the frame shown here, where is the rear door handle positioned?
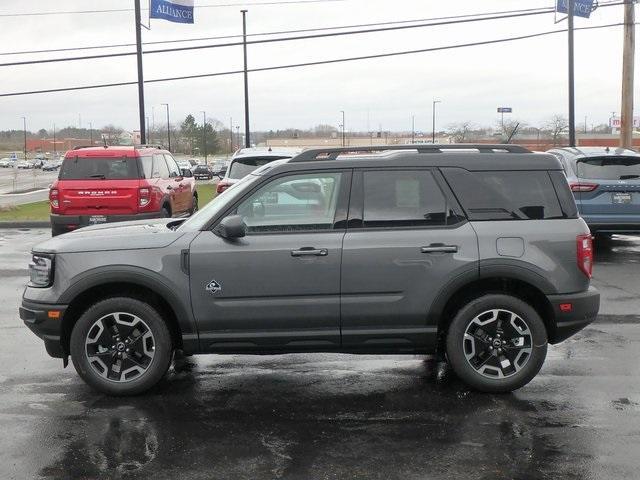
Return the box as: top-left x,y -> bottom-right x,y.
291,247 -> 328,257
421,244 -> 458,254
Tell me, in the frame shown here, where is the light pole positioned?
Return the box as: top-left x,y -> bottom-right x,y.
200,110 -> 207,163
161,103 -> 171,152
21,117 -> 27,159
411,115 -> 415,144
340,110 -> 345,147
89,121 -> 93,145
432,100 -> 441,144
236,126 -> 241,150
53,124 -> 56,155
241,10 -> 251,148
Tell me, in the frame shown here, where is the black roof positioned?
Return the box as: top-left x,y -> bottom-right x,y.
270,145 -> 562,173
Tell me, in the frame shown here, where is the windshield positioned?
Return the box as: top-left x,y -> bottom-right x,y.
178,174 -> 259,231
576,156 -> 640,180
59,156 -> 139,180
228,156 -> 290,179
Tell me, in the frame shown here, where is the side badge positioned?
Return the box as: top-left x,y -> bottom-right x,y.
206,279 -> 222,295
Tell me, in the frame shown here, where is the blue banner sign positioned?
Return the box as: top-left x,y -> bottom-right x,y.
150,0 -> 194,24
497,107 -> 512,113
556,0 -> 594,19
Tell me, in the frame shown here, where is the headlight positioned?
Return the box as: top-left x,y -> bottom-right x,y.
29,253 -> 54,287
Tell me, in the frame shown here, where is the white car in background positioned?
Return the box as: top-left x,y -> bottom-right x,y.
215,147 -> 302,194
0,158 -> 14,168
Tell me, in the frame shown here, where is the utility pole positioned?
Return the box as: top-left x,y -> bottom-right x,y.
432,100 -> 441,144
620,0 -> 635,148
201,110 -> 207,162
89,122 -> 93,145
568,0 -> 576,147
340,110 -> 345,147
241,10 -> 251,148
411,115 -> 415,144
53,124 -> 56,155
21,117 -> 27,159
161,103 -> 171,152
134,0 -> 147,144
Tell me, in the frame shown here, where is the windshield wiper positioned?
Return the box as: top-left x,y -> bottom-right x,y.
89,174 -> 106,179
620,175 -> 640,180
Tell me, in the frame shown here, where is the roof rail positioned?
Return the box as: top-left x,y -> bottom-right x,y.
290,144 -> 531,162
135,144 -> 164,149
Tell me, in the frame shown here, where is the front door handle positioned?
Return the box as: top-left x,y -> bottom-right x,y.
421,244 -> 458,254
291,247 -> 328,257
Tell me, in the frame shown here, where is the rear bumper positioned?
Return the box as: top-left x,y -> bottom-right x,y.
51,212 -> 160,231
581,214 -> 640,233
20,298 -> 67,358
546,286 -> 600,344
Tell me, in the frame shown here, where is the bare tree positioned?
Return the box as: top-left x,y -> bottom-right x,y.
446,121 -> 474,143
543,115 -> 569,146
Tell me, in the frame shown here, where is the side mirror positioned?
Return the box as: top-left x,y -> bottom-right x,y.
213,214 -> 246,239
181,168 -> 193,177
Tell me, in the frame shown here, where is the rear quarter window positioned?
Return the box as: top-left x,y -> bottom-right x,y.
441,168 -> 567,221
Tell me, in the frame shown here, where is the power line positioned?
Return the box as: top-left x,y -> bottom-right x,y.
0,0 -> 629,57
0,6 -> 557,56
0,8 -> 567,68
0,22 -> 624,98
0,0 -> 345,17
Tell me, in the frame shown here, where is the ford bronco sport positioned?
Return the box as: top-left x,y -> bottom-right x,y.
50,145 -> 197,236
21,145 -> 599,395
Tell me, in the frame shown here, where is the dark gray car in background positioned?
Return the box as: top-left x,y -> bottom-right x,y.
20,145 -> 599,395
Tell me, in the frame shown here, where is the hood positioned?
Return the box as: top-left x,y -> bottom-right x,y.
33,218 -> 187,254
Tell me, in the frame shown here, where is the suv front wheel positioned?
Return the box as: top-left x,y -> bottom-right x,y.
70,297 -> 173,395
446,294 -> 547,393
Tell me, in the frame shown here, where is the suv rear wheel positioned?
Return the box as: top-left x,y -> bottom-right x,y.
70,297 -> 172,396
445,294 -> 547,393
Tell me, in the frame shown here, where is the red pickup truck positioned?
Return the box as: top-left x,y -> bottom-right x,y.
49,145 -> 197,236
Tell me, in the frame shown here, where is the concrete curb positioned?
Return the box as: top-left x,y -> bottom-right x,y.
0,221 -> 50,229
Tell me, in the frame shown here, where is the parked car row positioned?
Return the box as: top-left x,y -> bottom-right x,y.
0,158 -> 63,170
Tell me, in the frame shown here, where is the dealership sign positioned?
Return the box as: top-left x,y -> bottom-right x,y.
497,107 -> 512,113
150,0 -> 194,24
610,117 -> 640,129
556,0 -> 595,19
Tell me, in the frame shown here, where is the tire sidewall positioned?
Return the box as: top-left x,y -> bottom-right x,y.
446,294 -> 548,393
70,297 -> 172,396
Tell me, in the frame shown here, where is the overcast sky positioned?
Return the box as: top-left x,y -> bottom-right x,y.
0,0 -> 635,134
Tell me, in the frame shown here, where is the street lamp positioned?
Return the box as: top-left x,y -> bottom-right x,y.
411,115 -> 415,144
21,117 -> 27,159
340,110 -> 345,147
200,110 -> 207,163
161,103 -> 171,152
432,100 -> 441,144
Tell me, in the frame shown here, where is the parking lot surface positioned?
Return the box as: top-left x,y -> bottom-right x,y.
1,229 -> 639,479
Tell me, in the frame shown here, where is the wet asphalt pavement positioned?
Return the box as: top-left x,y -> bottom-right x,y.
1,229 -> 639,480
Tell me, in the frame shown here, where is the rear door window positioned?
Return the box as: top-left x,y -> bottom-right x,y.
576,156 -> 640,180
362,170 -> 448,227
442,169 -> 565,220
228,156 -> 290,179
59,157 -> 139,180
153,154 -> 170,179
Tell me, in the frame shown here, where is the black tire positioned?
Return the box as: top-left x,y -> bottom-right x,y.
161,205 -> 171,218
445,294 -> 547,393
70,297 -> 173,396
51,224 -> 66,237
190,195 -> 198,215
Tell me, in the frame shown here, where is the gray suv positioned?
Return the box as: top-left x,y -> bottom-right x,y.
20,145 -> 600,395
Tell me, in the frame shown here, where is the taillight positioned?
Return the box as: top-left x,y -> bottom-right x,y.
216,182 -> 230,194
139,187 -> 151,207
577,233 -> 593,278
49,188 -> 59,209
570,182 -> 598,192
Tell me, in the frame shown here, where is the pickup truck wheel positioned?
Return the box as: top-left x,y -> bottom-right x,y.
70,297 -> 172,396
446,294 -> 547,393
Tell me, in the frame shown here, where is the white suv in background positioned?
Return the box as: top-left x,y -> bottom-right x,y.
216,147 -> 302,194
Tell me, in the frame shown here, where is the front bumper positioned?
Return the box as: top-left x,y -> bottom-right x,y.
51,212 -> 160,231
20,298 -> 68,358
546,286 -> 600,344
